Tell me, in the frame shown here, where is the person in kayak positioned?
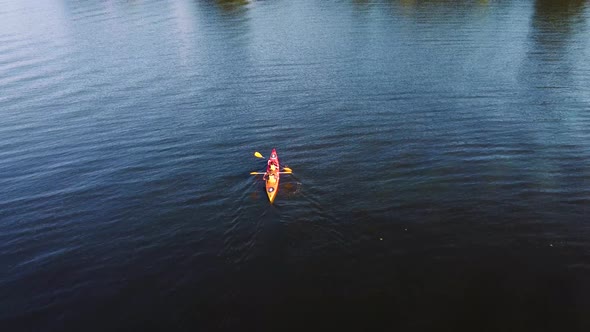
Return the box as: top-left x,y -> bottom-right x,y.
264,164 -> 278,183
267,159 -> 279,169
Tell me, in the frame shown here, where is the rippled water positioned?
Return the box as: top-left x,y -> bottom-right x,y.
1,0 -> 590,330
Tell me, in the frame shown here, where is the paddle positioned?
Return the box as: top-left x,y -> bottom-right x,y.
254,151 -> 292,173
250,171 -> 292,175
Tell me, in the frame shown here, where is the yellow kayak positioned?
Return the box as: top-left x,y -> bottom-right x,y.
265,148 -> 280,203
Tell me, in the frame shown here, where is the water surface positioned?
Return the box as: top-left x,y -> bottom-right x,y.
1,0 -> 590,330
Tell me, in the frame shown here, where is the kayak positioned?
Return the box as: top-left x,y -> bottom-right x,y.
265,148 -> 280,203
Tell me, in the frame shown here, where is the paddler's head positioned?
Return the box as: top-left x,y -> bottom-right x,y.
270,164 -> 276,171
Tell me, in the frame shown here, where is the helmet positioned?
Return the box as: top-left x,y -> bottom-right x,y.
270,164 -> 276,171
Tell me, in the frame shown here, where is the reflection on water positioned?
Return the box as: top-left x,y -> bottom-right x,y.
534,0 -> 587,28
169,0 -> 198,66
525,0 -> 588,83
532,0 -> 587,47
215,0 -> 250,12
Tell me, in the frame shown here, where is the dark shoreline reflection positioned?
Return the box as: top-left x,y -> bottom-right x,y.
523,0 -> 588,84
213,0 -> 250,12
532,0 -> 587,49
534,0 -> 587,27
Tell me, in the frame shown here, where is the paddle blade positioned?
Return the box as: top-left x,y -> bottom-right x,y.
283,167 -> 292,172
254,152 -> 264,159
250,172 -> 264,175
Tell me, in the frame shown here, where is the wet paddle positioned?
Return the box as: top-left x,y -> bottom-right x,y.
250,171 -> 292,175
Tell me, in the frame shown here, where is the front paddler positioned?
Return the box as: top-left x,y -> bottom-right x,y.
264,163 -> 278,183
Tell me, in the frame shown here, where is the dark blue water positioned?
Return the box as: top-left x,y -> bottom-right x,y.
1,0 -> 590,330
